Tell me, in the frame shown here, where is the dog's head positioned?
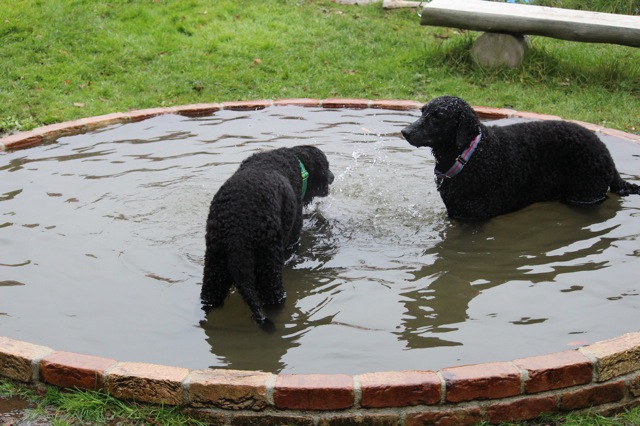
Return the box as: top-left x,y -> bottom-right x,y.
291,145 -> 334,204
401,96 -> 481,152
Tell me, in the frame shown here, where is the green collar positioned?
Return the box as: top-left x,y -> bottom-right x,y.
298,159 -> 309,198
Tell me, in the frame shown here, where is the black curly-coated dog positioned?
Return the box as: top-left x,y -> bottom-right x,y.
201,145 -> 334,323
402,96 -> 640,220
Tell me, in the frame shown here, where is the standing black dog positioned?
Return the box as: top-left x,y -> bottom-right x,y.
402,96 -> 640,220
201,145 -> 334,324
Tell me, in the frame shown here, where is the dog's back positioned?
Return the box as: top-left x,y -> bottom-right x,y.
202,153 -> 299,322
489,120 -> 634,203
201,146 -> 334,323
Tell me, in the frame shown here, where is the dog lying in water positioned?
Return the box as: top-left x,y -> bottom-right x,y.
201,145 -> 334,324
402,96 -> 640,220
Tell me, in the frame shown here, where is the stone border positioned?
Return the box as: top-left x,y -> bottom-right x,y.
1,99 -> 640,425
2,98 -> 639,152
1,333 -> 640,425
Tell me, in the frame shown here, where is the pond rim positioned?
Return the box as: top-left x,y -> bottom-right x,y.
1,98 -> 639,424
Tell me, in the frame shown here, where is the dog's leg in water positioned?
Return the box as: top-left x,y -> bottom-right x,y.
234,284 -> 267,323
256,248 -> 287,306
201,250 -> 233,310
256,304 -> 285,333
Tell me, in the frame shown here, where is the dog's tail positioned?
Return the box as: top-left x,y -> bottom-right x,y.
610,172 -> 640,196
226,245 -> 268,324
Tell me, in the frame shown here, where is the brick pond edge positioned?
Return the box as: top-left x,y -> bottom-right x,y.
2,98 -> 640,152
1,99 -> 639,425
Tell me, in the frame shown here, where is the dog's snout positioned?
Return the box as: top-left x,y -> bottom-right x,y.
402,122 -> 429,148
401,126 -> 416,143
328,170 -> 335,184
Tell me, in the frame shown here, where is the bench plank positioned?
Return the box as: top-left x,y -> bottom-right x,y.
420,0 -> 640,48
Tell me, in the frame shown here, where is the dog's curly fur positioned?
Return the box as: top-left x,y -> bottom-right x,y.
402,96 -> 640,220
201,145 -> 334,323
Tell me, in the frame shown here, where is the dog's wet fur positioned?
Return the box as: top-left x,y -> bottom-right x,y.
402,96 -> 640,220
201,145 -> 334,324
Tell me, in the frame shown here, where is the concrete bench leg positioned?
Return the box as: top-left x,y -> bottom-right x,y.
471,32 -> 529,68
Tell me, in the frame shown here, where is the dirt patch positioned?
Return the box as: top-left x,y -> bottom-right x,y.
0,396 -> 54,425
0,397 -> 30,414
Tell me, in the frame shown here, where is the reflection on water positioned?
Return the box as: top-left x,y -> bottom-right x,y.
401,200 -> 621,347
201,211 -> 343,372
1,107 -> 639,374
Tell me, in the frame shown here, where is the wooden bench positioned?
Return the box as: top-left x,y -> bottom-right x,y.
384,0 -> 640,67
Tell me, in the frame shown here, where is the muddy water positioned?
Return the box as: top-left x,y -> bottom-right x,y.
1,106 -> 639,374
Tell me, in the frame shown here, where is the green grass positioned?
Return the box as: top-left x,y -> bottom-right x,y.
0,0 -> 639,135
0,378 -> 206,426
492,409 -> 640,426
536,0 -> 639,15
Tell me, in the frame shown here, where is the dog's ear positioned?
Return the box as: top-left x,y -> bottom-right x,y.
292,145 -> 333,202
291,145 -> 316,170
455,106 -> 480,150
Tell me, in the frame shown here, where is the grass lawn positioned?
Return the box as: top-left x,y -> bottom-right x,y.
0,378 -> 206,426
0,0 -> 638,135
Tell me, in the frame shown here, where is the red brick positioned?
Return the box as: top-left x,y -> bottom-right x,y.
579,332 -> 640,381
231,413 -> 314,426
472,106 -> 511,120
359,370 -> 441,408
321,98 -> 371,109
37,120 -> 87,141
125,107 -> 178,122
567,119 -> 603,133
187,369 -> 272,411
182,408 -> 226,425
600,127 -> 640,143
486,395 -> 557,423
106,362 -> 189,405
560,381 -> 626,411
0,337 -> 53,382
513,351 -> 593,394
318,413 -> 400,426
511,111 -> 562,121
273,98 -> 322,108
0,131 -> 44,151
440,362 -> 521,403
405,407 -> 483,426
274,374 -> 354,410
370,100 -> 421,111
631,373 -> 640,397
174,103 -> 222,117
79,112 -> 129,131
221,100 -> 272,111
40,351 -> 116,390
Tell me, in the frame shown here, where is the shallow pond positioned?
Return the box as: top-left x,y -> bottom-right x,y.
1,106 -> 639,374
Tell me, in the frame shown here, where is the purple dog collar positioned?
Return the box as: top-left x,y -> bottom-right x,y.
435,130 -> 482,179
